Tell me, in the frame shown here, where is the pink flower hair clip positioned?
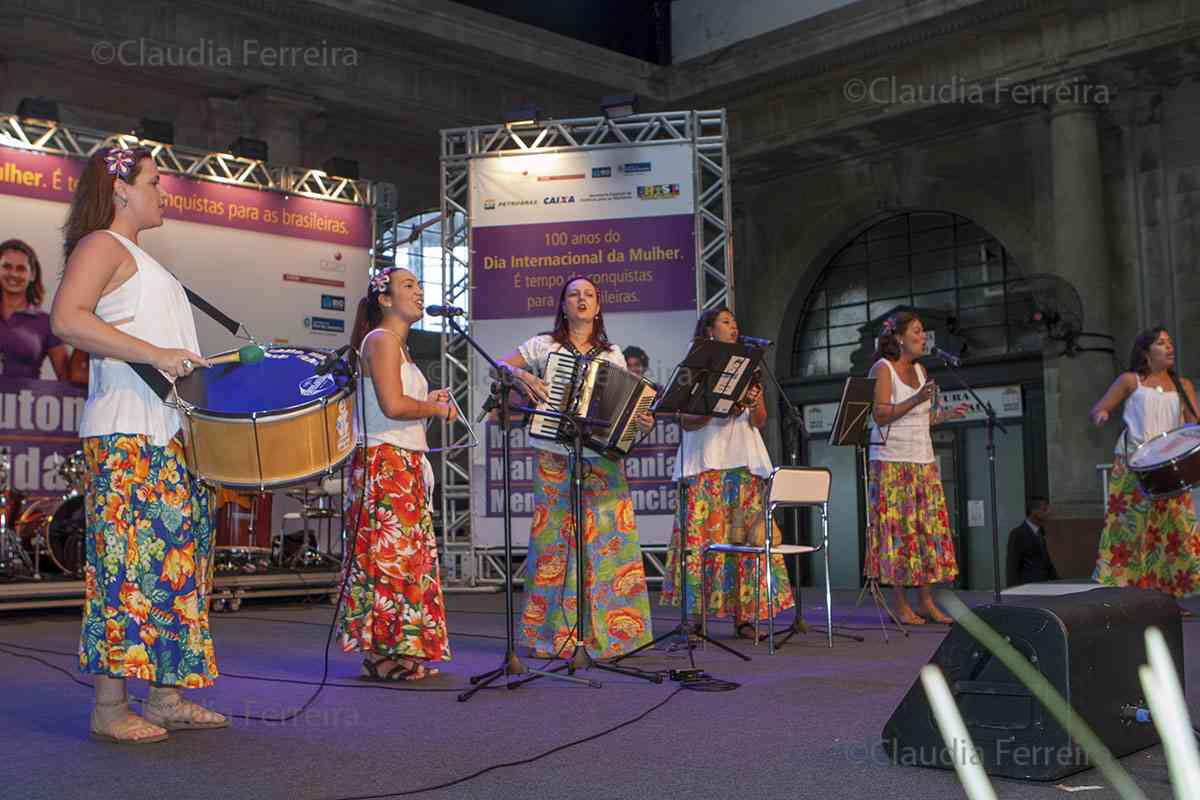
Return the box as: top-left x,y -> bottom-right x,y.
104,146 -> 138,179
369,270 -> 393,294
881,317 -> 897,336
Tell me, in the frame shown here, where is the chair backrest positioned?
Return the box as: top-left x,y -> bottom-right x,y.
767,466 -> 831,507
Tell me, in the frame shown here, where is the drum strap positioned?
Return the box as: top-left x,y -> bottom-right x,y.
127,285 -> 246,401
1169,370 -> 1199,423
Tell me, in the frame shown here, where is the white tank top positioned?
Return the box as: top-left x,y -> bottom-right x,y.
1117,376 -> 1182,456
78,230 -> 201,446
672,411 -> 773,481
868,358 -> 935,464
356,328 -> 429,452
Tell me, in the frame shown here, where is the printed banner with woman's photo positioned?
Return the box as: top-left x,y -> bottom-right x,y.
467,143 -> 701,548
0,142 -> 370,508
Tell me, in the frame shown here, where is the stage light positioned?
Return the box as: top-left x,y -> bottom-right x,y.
17,97 -> 59,123
321,156 -> 359,179
137,118 -> 174,144
601,94 -> 638,120
229,136 -> 269,162
504,104 -> 539,129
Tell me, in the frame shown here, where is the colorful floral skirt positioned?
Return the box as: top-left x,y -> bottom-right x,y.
1093,457 -> 1200,597
519,451 -> 654,660
865,460 -> 958,586
660,467 -> 794,624
79,434 -> 218,687
340,445 -> 450,662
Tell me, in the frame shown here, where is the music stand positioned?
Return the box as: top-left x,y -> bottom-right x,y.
829,377 -> 908,640
654,338 -> 765,420
612,338 -> 766,665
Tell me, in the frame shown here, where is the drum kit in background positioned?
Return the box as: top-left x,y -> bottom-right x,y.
0,345 -> 359,608
0,449 -> 89,579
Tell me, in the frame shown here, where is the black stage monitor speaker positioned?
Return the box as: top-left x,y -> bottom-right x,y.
882,587 -> 1183,781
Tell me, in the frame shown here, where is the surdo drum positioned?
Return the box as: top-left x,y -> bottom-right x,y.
1127,424 -> 1200,499
173,346 -> 356,490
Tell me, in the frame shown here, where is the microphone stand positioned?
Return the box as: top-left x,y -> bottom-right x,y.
932,353 -> 1007,604
757,356 -> 864,646
446,317 -> 591,701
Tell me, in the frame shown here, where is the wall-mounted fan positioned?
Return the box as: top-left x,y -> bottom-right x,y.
1006,273 -> 1114,357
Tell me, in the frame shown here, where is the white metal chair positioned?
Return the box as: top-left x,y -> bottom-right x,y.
701,466 -> 834,653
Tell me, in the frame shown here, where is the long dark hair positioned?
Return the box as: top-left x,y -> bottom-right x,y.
1129,326 -> 1169,377
0,239 -> 46,306
694,306 -> 732,340
543,275 -> 611,351
62,146 -> 153,261
872,311 -> 919,362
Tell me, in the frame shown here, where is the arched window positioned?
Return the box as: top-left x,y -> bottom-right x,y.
791,211 -> 1037,378
376,209 -> 468,332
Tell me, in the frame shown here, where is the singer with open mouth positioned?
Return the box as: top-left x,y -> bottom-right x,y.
50,145 -> 223,744
659,306 -> 794,641
865,311 -> 968,625
339,267 -> 454,682
496,275 -> 656,660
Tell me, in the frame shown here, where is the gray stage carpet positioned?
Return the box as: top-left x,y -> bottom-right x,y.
1,590 -> 1196,800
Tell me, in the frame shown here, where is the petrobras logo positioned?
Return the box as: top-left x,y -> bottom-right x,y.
483,198 -> 496,209
592,166 -> 612,178
620,162 -> 651,174
543,195 -> 576,205
493,199 -> 537,208
637,183 -> 680,200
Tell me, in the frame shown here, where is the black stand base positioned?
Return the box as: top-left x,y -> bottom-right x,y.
510,642 -> 664,688
855,578 -> 909,640
612,618 -> 751,664
459,648 -> 595,701
774,617 -> 865,647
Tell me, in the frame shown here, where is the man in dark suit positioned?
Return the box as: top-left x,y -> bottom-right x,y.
1006,496 -> 1058,587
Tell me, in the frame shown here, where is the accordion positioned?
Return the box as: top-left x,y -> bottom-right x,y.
528,351 -> 657,458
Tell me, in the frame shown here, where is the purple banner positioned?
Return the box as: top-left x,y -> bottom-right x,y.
0,145 -> 371,247
483,421 -> 681,517
0,377 -> 86,499
471,215 -> 697,320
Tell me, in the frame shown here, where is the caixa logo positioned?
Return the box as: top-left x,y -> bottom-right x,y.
543,195 -> 575,204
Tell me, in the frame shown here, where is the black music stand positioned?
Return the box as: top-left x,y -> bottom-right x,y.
832,377 -> 907,639
611,338 -> 765,665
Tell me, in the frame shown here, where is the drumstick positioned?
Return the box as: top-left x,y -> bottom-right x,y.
206,344 -> 267,366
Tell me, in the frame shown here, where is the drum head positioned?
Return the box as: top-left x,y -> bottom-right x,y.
46,495 -> 86,576
173,346 -> 353,418
1129,424 -> 1200,469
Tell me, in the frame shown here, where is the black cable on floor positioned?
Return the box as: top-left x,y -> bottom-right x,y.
317,687 -> 686,800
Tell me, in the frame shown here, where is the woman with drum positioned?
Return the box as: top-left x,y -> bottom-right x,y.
864,311 -> 968,625
497,276 -> 656,660
339,267 -> 453,681
659,306 -> 794,641
1091,327 -> 1200,597
50,146 -> 224,743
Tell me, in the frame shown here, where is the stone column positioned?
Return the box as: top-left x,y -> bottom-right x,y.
1045,99 -> 1114,518
243,90 -> 325,167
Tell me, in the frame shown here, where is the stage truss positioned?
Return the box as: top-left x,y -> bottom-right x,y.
438,110 -> 734,585
0,114 -> 373,205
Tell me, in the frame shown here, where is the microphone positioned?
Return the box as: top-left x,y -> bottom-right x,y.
314,344 -> 352,375
737,335 -> 774,348
931,347 -> 962,368
426,304 -> 466,318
